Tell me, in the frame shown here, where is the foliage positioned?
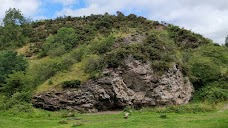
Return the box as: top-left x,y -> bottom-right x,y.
1,91 -> 32,109
0,51 -> 27,84
1,8 -> 228,109
2,72 -> 32,97
0,8 -> 32,49
88,35 -> 115,54
225,35 -> 228,47
61,80 -> 81,88
0,104 -> 227,128
3,8 -> 25,26
39,27 -> 78,57
55,27 -> 78,50
186,45 -> 228,102
105,48 -> 129,68
0,24 -> 27,49
83,54 -> 105,74
188,56 -> 220,88
146,103 -> 215,114
167,24 -> 212,48
28,58 -> 71,85
194,81 -> 228,103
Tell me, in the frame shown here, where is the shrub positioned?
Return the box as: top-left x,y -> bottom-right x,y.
68,45 -> 86,62
89,35 -> 115,54
151,103 -> 215,114
47,44 -> 66,57
188,56 -> 220,89
61,80 -> 81,88
194,81 -> 228,103
28,59 -> 68,84
0,91 -> 32,111
83,54 -> 105,74
151,60 -> 171,74
2,72 -> 32,96
39,27 -> 78,57
55,27 -> 78,50
167,24 -> 212,48
105,48 -> 129,68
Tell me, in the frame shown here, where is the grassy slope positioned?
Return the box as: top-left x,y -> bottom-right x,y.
0,106 -> 227,128
35,62 -> 89,93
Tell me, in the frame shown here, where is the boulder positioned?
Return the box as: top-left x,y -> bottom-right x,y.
32,57 -> 194,112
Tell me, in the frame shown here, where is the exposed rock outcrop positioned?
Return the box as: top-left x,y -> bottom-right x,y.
32,57 -> 194,112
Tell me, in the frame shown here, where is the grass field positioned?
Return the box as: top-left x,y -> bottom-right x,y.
0,105 -> 227,128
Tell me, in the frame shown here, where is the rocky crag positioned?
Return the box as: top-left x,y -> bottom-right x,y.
32,57 -> 193,112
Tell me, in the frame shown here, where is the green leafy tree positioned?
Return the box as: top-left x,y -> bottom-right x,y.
0,8 -> 29,49
0,24 -> 26,48
3,8 -> 25,26
0,51 -> 27,84
55,27 -> 78,50
40,27 -> 78,57
2,72 -> 31,97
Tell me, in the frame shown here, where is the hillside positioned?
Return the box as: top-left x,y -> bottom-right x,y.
0,10 -> 227,113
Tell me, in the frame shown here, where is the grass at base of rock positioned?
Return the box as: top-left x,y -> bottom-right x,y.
0,103 -> 227,128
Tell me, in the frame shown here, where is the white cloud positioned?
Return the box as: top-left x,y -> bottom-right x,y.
0,0 -> 41,21
1,0 -> 227,44
56,0 -> 228,44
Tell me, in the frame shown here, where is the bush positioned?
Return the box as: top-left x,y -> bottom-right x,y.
167,24 -> 212,48
0,91 -> 32,111
68,45 -> 86,62
105,48 -> 129,68
194,81 -> 228,103
55,27 -> 78,50
47,44 -> 66,57
8,102 -> 33,114
2,72 -> 32,96
28,59 -> 68,85
188,54 -> 220,88
83,54 -> 104,74
148,103 -> 215,114
0,24 -> 26,49
89,35 -> 115,54
151,60 -> 171,74
39,27 -> 78,57
61,80 -> 81,88
0,51 -> 27,84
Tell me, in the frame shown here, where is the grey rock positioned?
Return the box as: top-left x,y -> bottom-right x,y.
32,57 -> 194,112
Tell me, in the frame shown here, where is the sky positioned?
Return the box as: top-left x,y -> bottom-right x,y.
0,0 -> 228,44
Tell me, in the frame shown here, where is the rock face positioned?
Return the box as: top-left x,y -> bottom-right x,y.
32,57 -> 194,112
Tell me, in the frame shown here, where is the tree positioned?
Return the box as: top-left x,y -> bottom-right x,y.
0,8 -> 28,49
3,8 -> 25,26
225,35 -> 228,47
0,24 -> 26,48
0,51 -> 27,84
40,27 -> 78,57
55,27 -> 78,50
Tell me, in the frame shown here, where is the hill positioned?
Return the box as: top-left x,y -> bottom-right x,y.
0,9 -> 227,113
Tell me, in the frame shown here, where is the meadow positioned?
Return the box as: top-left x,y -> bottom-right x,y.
0,103 -> 227,128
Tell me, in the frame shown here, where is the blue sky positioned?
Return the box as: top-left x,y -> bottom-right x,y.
1,0 -> 228,44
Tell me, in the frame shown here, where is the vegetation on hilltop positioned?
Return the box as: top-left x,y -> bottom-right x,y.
0,8 -> 227,113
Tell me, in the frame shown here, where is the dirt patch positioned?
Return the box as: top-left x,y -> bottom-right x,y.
218,103 -> 228,112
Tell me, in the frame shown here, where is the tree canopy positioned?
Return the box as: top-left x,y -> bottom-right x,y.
0,51 -> 27,84
3,8 -> 25,26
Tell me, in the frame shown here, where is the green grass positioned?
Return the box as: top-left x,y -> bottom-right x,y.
0,107 -> 227,128
35,62 -> 89,93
